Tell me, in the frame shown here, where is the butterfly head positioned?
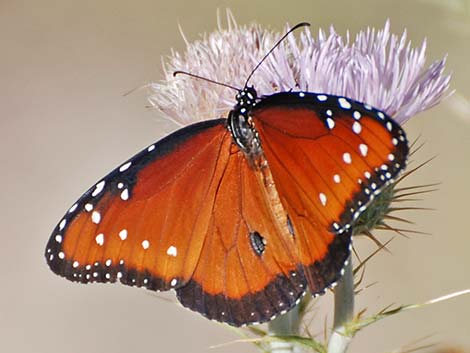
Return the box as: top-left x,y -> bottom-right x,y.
235,86 -> 258,111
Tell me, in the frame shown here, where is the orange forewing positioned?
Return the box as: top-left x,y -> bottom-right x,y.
48,120 -> 230,287
253,103 -> 407,233
46,119 -> 306,326
251,97 -> 407,290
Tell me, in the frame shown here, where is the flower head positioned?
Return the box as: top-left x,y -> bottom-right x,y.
149,14 -> 450,126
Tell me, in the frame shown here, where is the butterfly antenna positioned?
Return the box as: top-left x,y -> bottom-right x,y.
173,71 -> 241,92
244,22 -> 310,88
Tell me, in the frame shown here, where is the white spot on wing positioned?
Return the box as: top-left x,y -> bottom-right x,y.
166,245 -> 178,257
343,152 -> 352,164
59,219 -> 66,231
68,203 -> 78,213
147,145 -> 155,152
319,193 -> 327,206
92,211 -> 101,224
120,189 -> 129,201
326,118 -> 335,129
333,174 -> 341,183
338,97 -> 351,109
92,181 -> 105,197
84,203 -> 93,212
55,235 -> 62,243
352,121 -> 362,134
119,162 -> 132,172
142,240 -> 150,249
359,144 -> 368,157
95,233 -> 104,246
353,111 -> 361,120
119,229 -> 128,240
317,94 -> 328,101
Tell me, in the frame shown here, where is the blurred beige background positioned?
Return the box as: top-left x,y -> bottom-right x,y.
1,0 -> 469,352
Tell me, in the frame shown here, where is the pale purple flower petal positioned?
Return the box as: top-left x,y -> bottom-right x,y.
149,15 -> 450,126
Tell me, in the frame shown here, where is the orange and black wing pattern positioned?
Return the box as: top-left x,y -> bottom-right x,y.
252,92 -> 408,293
46,119 -> 229,291
176,146 -> 307,325
45,118 -> 306,326
45,90 -> 408,327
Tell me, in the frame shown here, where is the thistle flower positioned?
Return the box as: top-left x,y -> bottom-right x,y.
149,15 -> 450,126
149,14 -> 451,252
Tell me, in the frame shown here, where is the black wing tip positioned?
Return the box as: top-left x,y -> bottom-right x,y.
45,230 -> 66,275
45,244 -> 178,293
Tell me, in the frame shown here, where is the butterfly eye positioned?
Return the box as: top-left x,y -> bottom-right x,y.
249,231 -> 266,256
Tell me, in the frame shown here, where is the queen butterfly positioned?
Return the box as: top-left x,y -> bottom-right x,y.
45,25 -> 409,327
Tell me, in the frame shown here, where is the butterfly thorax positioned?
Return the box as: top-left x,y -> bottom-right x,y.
227,86 -> 263,166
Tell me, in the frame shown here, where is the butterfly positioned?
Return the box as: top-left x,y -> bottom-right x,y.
45,25 -> 409,327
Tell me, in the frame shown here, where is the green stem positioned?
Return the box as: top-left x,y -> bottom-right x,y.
268,304 -> 301,353
327,257 -> 354,353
